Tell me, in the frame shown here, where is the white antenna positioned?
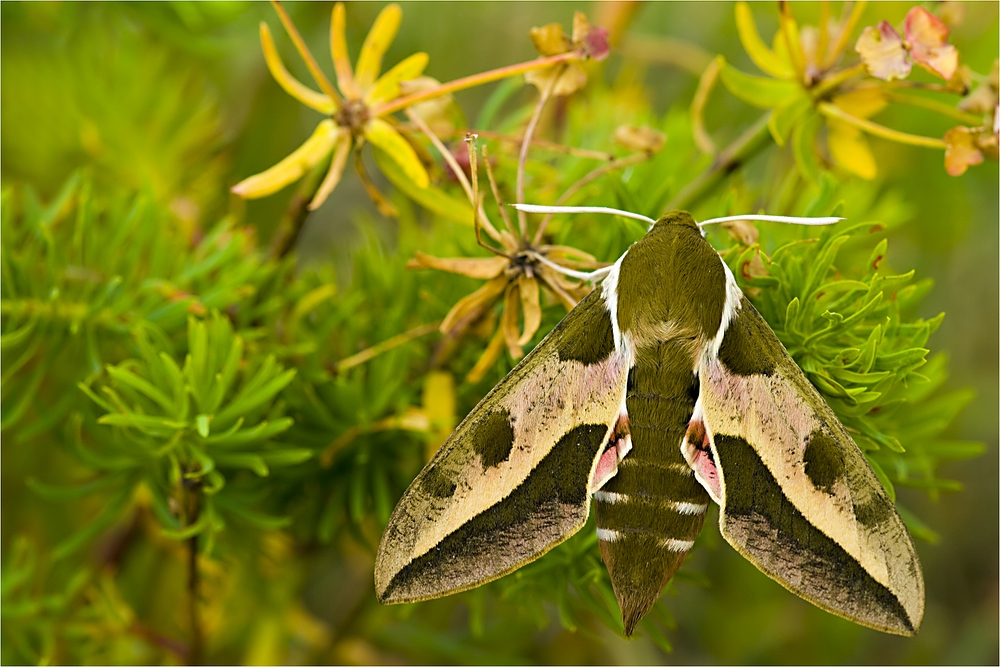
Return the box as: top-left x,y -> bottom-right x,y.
531,252 -> 614,283
511,203 -> 842,230
511,204 -> 655,226
699,214 -> 843,227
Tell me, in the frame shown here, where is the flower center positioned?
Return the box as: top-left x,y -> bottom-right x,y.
509,249 -> 538,279
335,98 -> 370,136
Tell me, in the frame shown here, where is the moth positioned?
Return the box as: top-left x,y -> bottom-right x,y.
375,207 -> 924,637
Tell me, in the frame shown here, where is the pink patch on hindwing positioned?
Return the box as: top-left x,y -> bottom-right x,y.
685,418 -> 721,502
591,412 -> 631,492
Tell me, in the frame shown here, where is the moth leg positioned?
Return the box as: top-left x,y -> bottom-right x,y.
590,409 -> 631,493
681,398 -> 722,504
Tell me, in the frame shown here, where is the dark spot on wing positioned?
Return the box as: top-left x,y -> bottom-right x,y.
420,466 -> 457,499
853,495 -> 894,528
718,299 -> 777,376
470,409 -> 515,470
554,291 -> 615,365
803,427 -> 847,495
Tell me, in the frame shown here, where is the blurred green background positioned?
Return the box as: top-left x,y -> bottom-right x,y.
2,2 -> 997,664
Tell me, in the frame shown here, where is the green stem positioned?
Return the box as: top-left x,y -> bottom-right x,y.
886,92 -> 983,126
405,108 -> 503,243
371,51 -> 583,117
184,479 -> 203,666
268,153 -> 331,260
333,321 -> 440,372
401,125 -> 615,161
666,113 -> 773,212
691,56 -> 723,155
818,102 -> 947,149
517,71 -> 559,237
885,80 -> 967,94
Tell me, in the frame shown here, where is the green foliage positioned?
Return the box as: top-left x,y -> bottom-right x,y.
2,2 -> 996,665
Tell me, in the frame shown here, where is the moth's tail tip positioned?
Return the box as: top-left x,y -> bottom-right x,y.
620,600 -> 655,637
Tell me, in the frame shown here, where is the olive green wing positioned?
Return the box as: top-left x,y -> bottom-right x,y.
695,295 -> 924,636
375,290 -> 630,604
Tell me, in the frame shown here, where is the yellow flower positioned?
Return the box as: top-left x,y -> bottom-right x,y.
410,230 -> 599,384
232,3 -> 430,210
710,2 -> 980,181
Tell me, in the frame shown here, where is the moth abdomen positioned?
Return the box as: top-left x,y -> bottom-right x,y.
593,340 -> 708,634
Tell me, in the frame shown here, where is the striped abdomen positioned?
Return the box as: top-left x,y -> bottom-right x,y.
594,340 -> 709,635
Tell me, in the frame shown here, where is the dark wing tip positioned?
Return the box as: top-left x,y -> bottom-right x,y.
374,573 -> 411,606
883,607 -> 919,637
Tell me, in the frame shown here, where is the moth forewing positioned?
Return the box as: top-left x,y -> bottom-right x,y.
375,290 -> 631,604
697,289 -> 924,635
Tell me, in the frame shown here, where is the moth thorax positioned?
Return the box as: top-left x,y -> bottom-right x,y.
615,218 -> 729,350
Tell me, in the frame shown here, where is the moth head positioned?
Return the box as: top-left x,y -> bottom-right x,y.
510,204 -> 844,285
650,210 -> 700,233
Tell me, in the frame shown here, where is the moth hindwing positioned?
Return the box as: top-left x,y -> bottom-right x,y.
376,210 -> 924,638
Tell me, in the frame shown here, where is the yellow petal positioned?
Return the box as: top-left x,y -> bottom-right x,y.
943,127 -> 984,176
735,2 -> 795,79
232,120 -> 339,199
364,118 -> 429,188
827,118 -> 877,180
375,148 -> 474,224
355,4 -> 402,92
465,326 -> 506,384
365,52 -> 429,105
502,283 -> 523,359
421,370 -> 456,460
440,276 -> 508,334
530,23 -> 572,57
777,4 -> 806,76
398,76 -> 461,134
537,266 -> 580,311
407,252 -> 509,279
721,219 -> 759,246
571,12 -> 589,44
524,63 -> 587,97
422,370 -> 456,430
330,3 -> 361,99
309,131 -> 352,210
832,86 -> 888,120
364,408 -> 431,435
543,245 -> 597,263
260,22 -> 335,114
612,124 -> 667,152
517,275 -> 541,346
